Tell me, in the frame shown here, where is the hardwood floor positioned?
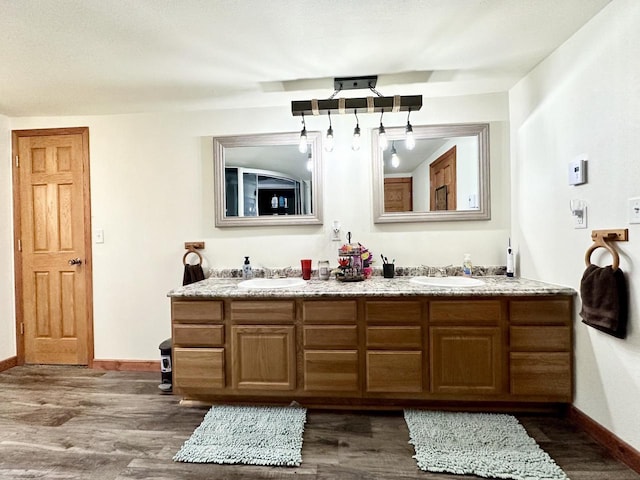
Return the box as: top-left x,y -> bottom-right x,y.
0,365 -> 638,480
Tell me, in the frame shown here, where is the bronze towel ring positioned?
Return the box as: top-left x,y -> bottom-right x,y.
183,248 -> 203,266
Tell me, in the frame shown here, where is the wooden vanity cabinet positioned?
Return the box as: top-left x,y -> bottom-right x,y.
171,300 -> 225,392
429,300 -> 506,395
365,300 -> 424,393
302,300 -> 359,393
170,293 -> 574,408
230,301 -> 296,391
508,298 -> 572,401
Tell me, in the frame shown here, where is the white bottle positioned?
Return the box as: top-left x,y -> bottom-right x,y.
242,256 -> 253,279
463,253 -> 472,277
506,239 -> 515,278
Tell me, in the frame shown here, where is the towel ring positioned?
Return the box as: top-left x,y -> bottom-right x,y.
584,238 -> 620,271
183,248 -> 203,266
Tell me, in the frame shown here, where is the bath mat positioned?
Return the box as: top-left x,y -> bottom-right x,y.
404,410 -> 569,480
174,405 -> 307,466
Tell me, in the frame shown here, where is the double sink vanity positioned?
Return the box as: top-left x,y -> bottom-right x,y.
168,274 -> 575,411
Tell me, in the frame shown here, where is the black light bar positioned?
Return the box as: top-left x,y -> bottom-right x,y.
291,95 -> 422,117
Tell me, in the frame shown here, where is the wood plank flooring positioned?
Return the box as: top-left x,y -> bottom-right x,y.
0,365 -> 637,479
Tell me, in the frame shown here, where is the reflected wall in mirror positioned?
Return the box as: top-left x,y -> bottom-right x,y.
214,132 -> 323,227
372,123 -> 490,223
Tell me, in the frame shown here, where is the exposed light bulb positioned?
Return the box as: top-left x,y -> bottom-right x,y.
352,124 -> 361,151
325,112 -> 334,152
378,124 -> 388,151
325,126 -> 334,152
391,142 -> 400,168
306,153 -> 313,172
298,129 -> 308,153
298,114 -> 308,153
405,122 -> 415,150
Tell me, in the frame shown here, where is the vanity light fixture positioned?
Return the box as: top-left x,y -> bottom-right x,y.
298,113 -> 308,153
405,110 -> 415,150
352,110 -> 361,151
325,111 -> 334,152
390,141 -> 400,168
290,75 -> 422,146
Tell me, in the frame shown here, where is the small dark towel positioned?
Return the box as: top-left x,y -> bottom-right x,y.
580,264 -> 628,339
183,264 -> 205,286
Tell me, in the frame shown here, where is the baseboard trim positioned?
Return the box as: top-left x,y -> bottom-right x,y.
568,405 -> 640,474
0,356 -> 17,373
92,359 -> 160,372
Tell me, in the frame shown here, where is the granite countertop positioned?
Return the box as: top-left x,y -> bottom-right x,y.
167,275 -> 575,298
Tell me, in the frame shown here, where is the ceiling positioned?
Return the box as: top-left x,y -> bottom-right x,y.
0,0 -> 611,117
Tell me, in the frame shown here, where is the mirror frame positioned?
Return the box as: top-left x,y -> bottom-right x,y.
372,123 -> 490,223
214,131 -> 323,227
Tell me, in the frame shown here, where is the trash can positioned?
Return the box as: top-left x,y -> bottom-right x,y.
159,338 -> 172,393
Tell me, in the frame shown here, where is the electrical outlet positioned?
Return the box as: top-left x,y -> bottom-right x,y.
630,197 -> 640,224
574,206 -> 587,229
331,221 -> 341,241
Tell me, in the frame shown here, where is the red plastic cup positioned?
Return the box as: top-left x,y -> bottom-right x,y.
301,259 -> 312,280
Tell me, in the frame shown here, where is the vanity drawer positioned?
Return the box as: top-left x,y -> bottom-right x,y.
366,326 -> 422,349
510,299 -> 571,325
304,325 -> 358,348
510,326 -> 570,351
304,350 -> 359,392
303,300 -> 357,323
230,300 -> 295,323
173,324 -> 224,347
365,300 -> 422,323
172,300 -> 223,323
173,347 -> 225,390
510,352 -> 572,398
429,300 -> 502,324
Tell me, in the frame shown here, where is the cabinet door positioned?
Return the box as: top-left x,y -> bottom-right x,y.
231,326 -> 296,390
366,351 -> 423,393
304,350 -> 359,392
430,327 -> 503,394
173,347 -> 225,391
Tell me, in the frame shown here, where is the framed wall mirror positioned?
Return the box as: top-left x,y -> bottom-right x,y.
372,123 -> 490,223
214,131 -> 323,227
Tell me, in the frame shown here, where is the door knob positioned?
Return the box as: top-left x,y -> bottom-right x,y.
68,258 -> 82,265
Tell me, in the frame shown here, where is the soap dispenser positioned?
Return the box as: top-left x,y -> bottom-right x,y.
462,253 -> 473,277
242,256 -> 253,279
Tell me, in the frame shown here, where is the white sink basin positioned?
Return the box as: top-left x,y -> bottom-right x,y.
238,278 -> 306,289
410,276 -> 485,288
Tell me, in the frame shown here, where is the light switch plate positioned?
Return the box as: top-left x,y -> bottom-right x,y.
630,197 -> 640,224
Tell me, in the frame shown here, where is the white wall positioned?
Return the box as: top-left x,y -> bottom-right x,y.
6,91 -> 509,362
510,0 -> 640,451
0,115 -> 16,359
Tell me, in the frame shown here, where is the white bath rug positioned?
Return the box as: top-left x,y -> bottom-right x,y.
174,405 -> 307,466
404,410 -> 569,480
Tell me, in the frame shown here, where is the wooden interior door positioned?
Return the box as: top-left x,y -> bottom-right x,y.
384,177 -> 413,212
12,128 -> 93,365
429,146 -> 457,210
